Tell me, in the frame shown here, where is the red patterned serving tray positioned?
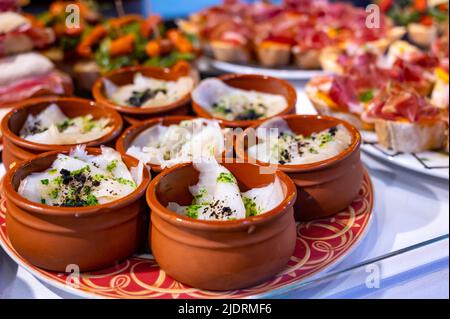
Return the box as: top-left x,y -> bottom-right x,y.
0,172 -> 373,299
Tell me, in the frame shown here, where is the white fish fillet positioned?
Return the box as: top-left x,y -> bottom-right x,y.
20,104 -> 112,145
126,119 -> 225,168
191,78 -> 287,121
167,158 -> 285,221
18,146 -> 141,206
105,73 -> 194,108
248,117 -> 352,165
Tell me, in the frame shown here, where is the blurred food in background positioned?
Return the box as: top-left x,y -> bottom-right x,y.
377,0 -> 449,47
178,0 -> 406,69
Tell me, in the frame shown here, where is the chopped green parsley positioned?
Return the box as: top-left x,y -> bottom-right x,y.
186,204 -> 202,219
358,90 -> 374,103
243,197 -> 260,217
319,133 -> 334,147
50,189 -> 59,199
217,172 -> 236,184
106,160 -> 118,173
94,174 -> 105,182
71,166 -> 91,176
85,194 -> 99,206
56,120 -> 73,132
115,177 -> 136,187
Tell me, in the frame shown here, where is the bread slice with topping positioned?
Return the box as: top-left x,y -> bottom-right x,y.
374,119 -> 446,153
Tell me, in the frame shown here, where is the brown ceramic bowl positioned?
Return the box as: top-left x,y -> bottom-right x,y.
235,114 -> 364,221
146,160 -> 297,291
0,105 -> 13,139
3,148 -> 151,272
116,116 -> 231,173
92,62 -> 197,125
192,74 -> 297,128
1,96 -> 123,170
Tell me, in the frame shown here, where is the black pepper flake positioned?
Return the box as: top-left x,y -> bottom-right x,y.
50,169 -> 103,207
92,180 -> 101,187
204,199 -> 236,219
21,119 -> 47,136
329,126 -> 338,136
127,88 -> 168,107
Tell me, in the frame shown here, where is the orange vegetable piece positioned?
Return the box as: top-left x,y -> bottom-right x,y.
75,0 -> 101,23
177,40 -> 194,53
438,4 -> 448,12
53,23 -> 66,37
141,15 -> 162,38
379,0 -> 393,12
49,1 -> 67,16
413,0 -> 428,12
23,13 -> 45,28
171,60 -> 191,76
145,40 -> 161,57
76,0 -> 90,17
77,24 -> 107,57
65,23 -> 84,36
109,15 -> 143,28
420,15 -> 434,26
167,29 -> 181,41
167,29 -> 193,53
109,34 -> 136,57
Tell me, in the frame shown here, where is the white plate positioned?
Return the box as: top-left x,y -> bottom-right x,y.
361,131 -> 449,180
208,58 -> 326,80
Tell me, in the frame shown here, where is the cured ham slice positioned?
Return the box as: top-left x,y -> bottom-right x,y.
0,52 -> 72,104
0,0 -> 20,12
0,71 -> 72,104
185,0 -> 393,53
328,76 -> 362,114
365,87 -> 442,123
364,86 -> 446,153
0,12 -> 54,57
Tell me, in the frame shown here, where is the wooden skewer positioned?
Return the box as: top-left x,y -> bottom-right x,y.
146,1 -> 161,39
153,24 -> 161,40
114,0 -> 125,17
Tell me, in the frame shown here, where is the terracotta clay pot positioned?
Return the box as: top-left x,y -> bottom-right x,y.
1,96 -> 123,170
235,114 -> 364,221
3,148 -> 151,272
0,105 -> 12,140
92,62 -> 197,125
116,116 -> 231,174
146,161 -> 297,291
192,74 -> 297,128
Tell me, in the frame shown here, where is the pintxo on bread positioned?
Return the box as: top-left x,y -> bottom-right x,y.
307,36 -> 449,154
179,0 -> 404,69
